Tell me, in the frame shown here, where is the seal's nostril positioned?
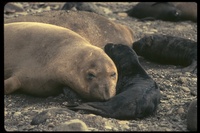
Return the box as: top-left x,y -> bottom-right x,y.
102,85 -> 116,101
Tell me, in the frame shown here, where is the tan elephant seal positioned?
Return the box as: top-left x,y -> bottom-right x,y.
126,2 -> 181,21
4,22 -> 118,101
169,2 -> 197,22
4,10 -> 134,49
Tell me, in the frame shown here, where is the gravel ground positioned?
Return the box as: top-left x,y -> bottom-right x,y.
4,2 -> 197,131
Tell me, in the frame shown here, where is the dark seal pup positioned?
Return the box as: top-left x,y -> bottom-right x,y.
61,2 -> 105,16
187,99 -> 197,131
126,2 -> 181,21
4,22 -> 118,101
68,44 -> 161,120
132,34 -> 197,73
4,10 -> 134,49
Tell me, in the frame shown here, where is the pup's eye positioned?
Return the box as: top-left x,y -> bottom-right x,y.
87,73 -> 96,80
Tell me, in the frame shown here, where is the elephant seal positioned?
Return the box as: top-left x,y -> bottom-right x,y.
68,44 -> 161,119
132,34 -> 197,73
61,2 -> 105,16
169,2 -> 197,22
187,99 -> 197,131
4,22 -> 118,101
126,2 -> 181,21
4,10 -> 134,49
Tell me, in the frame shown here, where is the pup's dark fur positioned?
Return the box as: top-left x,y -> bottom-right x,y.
132,34 -> 197,73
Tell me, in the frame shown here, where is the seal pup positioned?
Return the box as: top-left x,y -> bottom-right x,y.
4,22 -> 118,101
132,34 -> 197,73
126,2 -> 181,21
4,10 -> 134,49
187,99 -> 197,131
68,44 -> 161,119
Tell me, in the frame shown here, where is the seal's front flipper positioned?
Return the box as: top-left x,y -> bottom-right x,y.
173,60 -> 197,74
181,60 -> 197,74
4,76 -> 21,94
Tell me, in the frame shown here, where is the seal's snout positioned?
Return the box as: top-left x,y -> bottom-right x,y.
93,83 -> 116,101
102,86 -> 116,101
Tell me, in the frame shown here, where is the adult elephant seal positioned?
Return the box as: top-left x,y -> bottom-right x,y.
4,22 -> 118,101
126,2 -> 181,21
4,10 -> 134,49
68,44 -> 161,119
132,34 -> 197,73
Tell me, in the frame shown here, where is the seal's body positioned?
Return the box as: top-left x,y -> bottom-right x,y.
4,10 -> 134,49
126,2 -> 181,21
170,2 -> 197,22
132,34 -> 197,72
4,22 -> 118,101
187,99 -> 197,131
68,44 -> 161,119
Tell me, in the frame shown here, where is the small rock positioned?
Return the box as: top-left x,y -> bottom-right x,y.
48,123 -> 54,128
117,12 -> 127,17
150,29 -> 158,32
42,6 -> 51,11
51,5 -> 60,10
177,107 -> 184,114
101,7 -> 112,14
180,86 -> 190,92
163,80 -> 172,88
184,72 -> 191,76
13,111 -> 21,117
4,111 -> 8,116
144,31 -> 155,35
104,120 -> 117,130
118,120 -> 129,125
31,110 -> 51,125
177,77 -> 187,84
104,126 -> 112,130
53,119 -> 89,131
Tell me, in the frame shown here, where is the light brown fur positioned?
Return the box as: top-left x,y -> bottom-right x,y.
170,2 -> 197,22
4,10 -> 134,48
4,22 -> 118,101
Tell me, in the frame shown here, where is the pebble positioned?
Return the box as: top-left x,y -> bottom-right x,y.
48,123 -> 54,128
53,119 -> 89,131
180,86 -> 190,92
117,12 -> 127,17
177,107 -> 185,114
13,112 -> 22,117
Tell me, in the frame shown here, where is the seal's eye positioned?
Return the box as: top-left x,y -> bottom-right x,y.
87,73 -> 96,80
110,72 -> 116,78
